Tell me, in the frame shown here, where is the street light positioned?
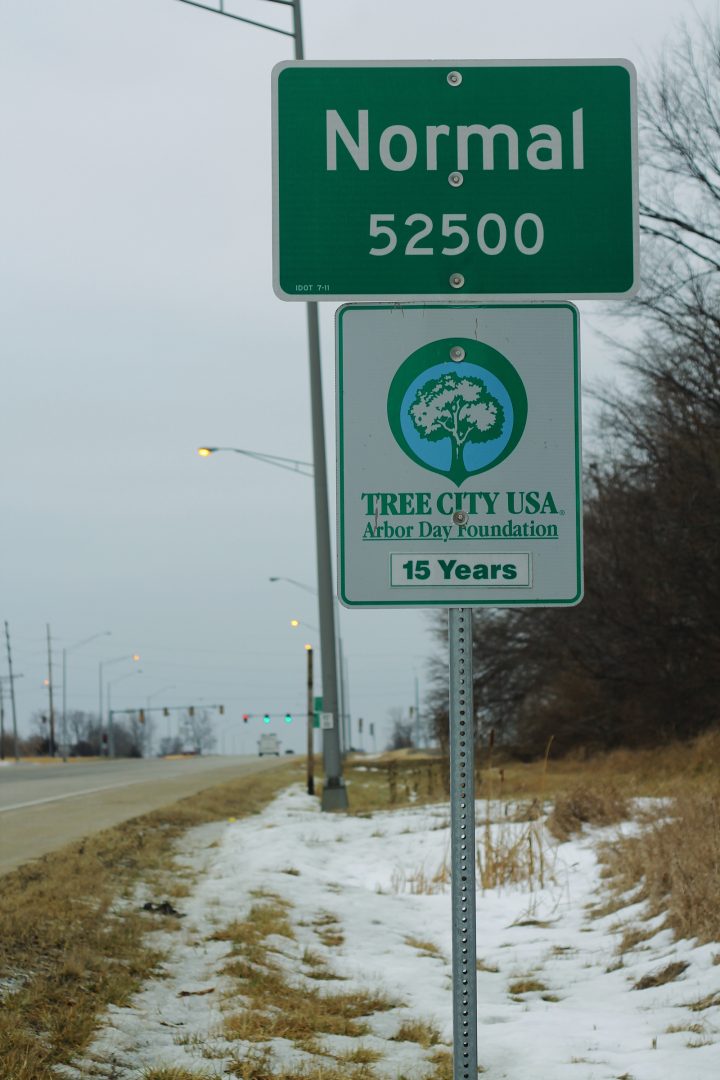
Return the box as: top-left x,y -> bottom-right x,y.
177,0 -> 345,812
269,575 -> 316,595
62,631 -> 112,762
99,653 -> 140,754
107,668 -> 143,758
197,446 -> 313,478
271,576 -> 349,759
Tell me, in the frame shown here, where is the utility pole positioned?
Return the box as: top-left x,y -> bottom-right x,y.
415,675 -> 421,748
0,677 -> 5,760
305,644 -> 314,795
46,623 -> 56,757
4,622 -> 19,763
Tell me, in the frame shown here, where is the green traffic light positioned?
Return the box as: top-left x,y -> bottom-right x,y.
284,713 -> 293,724
263,714 -> 271,724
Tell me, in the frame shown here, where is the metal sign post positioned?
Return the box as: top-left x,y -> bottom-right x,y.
449,607 -> 477,1080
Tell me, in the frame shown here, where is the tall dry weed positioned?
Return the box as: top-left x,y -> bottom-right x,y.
599,784 -> 720,944
547,784 -> 630,841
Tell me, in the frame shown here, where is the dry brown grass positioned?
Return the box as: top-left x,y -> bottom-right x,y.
508,976 -> 548,996
598,781 -> 720,944
345,731 -> 720,816
218,896 -> 402,1052
633,961 -> 690,990
547,783 -> 630,841
391,1018 -> 444,1047
403,936 -> 444,960
0,762 -> 298,1080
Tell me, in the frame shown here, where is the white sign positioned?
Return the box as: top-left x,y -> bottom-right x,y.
319,712 -> 335,730
337,303 -> 582,607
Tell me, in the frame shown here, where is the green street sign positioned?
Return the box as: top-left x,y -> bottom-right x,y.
272,60 -> 637,301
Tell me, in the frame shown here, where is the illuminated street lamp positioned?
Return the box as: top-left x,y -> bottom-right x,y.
62,631 -> 111,762
197,446 -> 312,477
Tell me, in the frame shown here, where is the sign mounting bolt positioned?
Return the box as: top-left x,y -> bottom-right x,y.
450,346 -> 466,362
449,172 -> 464,187
447,70 -> 462,86
453,510 -> 469,525
449,273 -> 465,289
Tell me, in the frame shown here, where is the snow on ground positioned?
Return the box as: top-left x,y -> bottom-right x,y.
57,785 -> 719,1079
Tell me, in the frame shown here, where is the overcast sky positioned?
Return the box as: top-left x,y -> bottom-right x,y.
0,0 -> 705,754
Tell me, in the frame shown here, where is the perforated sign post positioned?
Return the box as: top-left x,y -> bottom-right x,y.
337,301 -> 581,1080
273,59 -> 637,302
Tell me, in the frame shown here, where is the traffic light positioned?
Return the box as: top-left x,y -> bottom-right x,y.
358,717 -> 364,733
139,709 -> 145,725
219,705 -> 225,716
263,713 -> 271,724
189,706 -> 195,717
163,707 -> 169,717
284,713 -> 293,724
243,714 -> 250,724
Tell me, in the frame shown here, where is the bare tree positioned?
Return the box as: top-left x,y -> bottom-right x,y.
386,707 -> 415,751
425,15 -> 720,756
180,709 -> 216,755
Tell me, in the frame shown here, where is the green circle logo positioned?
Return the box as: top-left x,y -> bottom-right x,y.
387,337 -> 528,487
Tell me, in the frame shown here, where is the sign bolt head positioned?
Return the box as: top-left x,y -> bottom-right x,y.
449,171 -> 464,187
450,346 -> 466,362
453,510 -> 469,525
447,70 -> 463,86
449,273 -> 465,289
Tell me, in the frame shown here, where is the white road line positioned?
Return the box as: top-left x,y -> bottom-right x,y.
0,777 -> 152,813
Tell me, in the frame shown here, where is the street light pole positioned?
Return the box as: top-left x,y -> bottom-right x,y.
62,631 -> 112,762
177,0 -> 345,810
45,623 -> 57,757
99,653 -> 140,754
305,643 -> 314,795
272,575 -> 349,762
4,622 -> 19,763
107,669 -> 143,757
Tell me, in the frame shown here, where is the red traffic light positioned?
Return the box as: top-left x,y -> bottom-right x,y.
243,714 -> 250,724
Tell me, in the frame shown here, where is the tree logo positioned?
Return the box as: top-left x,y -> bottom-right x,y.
387,337 -> 527,485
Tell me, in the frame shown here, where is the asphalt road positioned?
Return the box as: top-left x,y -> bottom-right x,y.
0,756 -> 286,876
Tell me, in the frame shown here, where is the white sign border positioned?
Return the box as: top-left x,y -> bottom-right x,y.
336,301 -> 584,609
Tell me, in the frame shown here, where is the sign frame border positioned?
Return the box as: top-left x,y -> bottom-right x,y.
272,58 -> 639,302
336,301 -> 584,608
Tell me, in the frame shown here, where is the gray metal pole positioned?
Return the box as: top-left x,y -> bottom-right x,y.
98,661 -> 104,755
62,648 -> 68,762
306,301 -> 346,808
5,622 -> 19,763
170,0 -> 345,808
415,674 -> 421,748
108,683 -> 114,758
306,644 -> 314,795
0,677 -> 4,760
449,608 -> 477,1080
46,624 -> 56,757
292,0 -> 345,810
